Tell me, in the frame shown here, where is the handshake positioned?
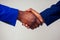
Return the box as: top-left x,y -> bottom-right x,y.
18,8 -> 44,30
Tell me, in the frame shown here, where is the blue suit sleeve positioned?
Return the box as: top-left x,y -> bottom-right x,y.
40,1 -> 60,26
0,4 -> 18,26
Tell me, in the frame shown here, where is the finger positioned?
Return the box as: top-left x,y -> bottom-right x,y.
30,19 -> 41,29
31,25 -> 39,30
30,26 -> 35,30
22,23 -> 30,29
30,23 -> 39,30
25,8 -> 32,12
29,20 -> 39,29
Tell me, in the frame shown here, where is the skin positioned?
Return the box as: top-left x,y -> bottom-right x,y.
18,11 -> 41,29
26,8 -> 44,24
26,8 -> 44,29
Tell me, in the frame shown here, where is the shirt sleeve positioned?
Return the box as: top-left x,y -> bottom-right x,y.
0,4 -> 19,26
40,1 -> 60,26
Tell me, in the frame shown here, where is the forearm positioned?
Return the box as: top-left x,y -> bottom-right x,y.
40,1 -> 60,26
0,4 -> 19,26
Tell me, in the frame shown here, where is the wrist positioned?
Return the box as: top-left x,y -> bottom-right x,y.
39,14 -> 44,23
36,13 -> 44,25
18,10 -> 22,20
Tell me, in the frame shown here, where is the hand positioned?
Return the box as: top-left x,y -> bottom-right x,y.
26,8 -> 44,26
18,11 -> 41,29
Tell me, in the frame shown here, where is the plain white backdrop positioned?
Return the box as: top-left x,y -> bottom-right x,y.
0,0 -> 60,40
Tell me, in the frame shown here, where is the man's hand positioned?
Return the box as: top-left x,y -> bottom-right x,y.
26,8 -> 44,26
18,11 -> 41,29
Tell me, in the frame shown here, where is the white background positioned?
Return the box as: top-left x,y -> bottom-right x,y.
0,0 -> 60,40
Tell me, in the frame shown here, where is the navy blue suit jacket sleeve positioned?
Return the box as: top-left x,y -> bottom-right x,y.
40,1 -> 60,26
0,4 -> 18,26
